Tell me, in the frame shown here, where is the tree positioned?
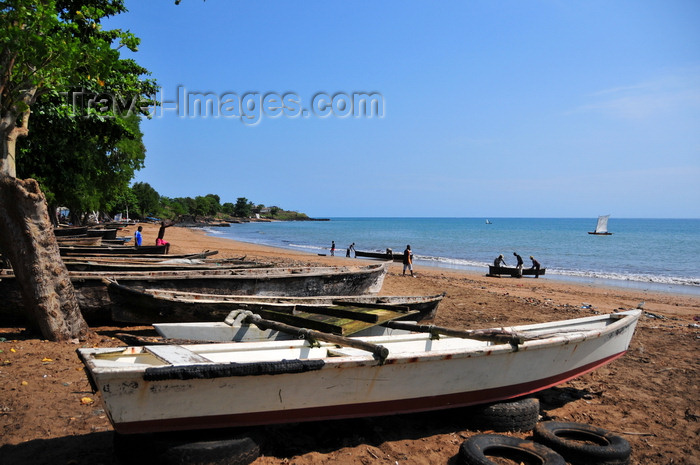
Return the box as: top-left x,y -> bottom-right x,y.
233,197 -> 252,218
0,1 -> 156,340
132,182 -> 160,218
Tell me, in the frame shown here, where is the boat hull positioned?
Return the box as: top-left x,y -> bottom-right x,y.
78,310 -> 641,434
0,264 -> 388,324
488,266 -> 546,277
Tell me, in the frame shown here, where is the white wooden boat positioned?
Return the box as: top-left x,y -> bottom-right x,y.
152,310 -> 422,341
78,310 -> 641,434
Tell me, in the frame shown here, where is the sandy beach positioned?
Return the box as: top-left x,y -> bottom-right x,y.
1,223 -> 698,465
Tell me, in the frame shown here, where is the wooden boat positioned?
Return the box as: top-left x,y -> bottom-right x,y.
488,266 -> 546,277
77,310 -> 641,434
87,228 -> 118,240
0,264 -> 388,323
355,250 -> 404,262
62,258 -> 267,272
59,244 -> 168,256
55,236 -> 103,246
53,225 -> 88,236
588,215 -> 613,235
106,278 -> 443,324
61,250 -> 219,260
151,309 -> 426,342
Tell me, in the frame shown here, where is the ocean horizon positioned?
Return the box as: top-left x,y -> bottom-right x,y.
204,217 -> 700,296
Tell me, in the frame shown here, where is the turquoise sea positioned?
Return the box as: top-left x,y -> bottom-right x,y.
205,218 -> 700,295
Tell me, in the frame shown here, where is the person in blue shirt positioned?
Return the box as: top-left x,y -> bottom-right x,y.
134,225 -> 143,247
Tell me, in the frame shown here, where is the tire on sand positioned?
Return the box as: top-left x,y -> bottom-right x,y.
459,434 -> 566,465
113,432 -> 260,465
470,397 -> 540,432
533,421 -> 631,465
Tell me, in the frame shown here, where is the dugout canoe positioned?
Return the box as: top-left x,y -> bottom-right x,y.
488,266 -> 546,277
355,250 -> 404,261
0,264 -> 388,324
106,279 -> 443,324
78,309 -> 641,434
59,244 -> 168,256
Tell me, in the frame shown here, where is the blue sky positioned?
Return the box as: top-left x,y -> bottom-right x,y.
106,1 -> 700,218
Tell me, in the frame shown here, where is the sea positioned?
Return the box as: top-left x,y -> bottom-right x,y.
203,218 -> 700,296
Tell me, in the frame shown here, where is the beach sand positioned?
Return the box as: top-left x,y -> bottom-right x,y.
1,223 -> 698,464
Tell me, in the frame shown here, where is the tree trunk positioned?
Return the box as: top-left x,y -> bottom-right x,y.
0,175 -> 89,341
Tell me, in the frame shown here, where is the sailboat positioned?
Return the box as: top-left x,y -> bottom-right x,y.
588,215 -> 613,235
485,219 -> 492,224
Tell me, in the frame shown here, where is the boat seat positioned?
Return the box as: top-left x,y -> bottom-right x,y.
145,345 -> 212,365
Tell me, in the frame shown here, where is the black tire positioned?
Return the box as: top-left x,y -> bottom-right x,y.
113,433 -> 260,465
459,434 -> 566,465
470,397 -> 540,432
533,421 -> 631,465
159,437 -> 260,465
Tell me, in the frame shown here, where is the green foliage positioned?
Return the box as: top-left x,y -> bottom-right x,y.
132,181 -> 160,217
233,197 -> 252,218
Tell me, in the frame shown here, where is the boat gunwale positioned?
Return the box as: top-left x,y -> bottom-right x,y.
78,310 -> 641,376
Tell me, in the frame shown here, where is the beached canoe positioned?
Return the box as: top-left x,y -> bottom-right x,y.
78,309 -> 641,434
488,266 -> 546,277
53,225 -> 88,236
62,258 -> 268,272
151,309 -> 424,342
55,236 -> 103,246
59,244 -> 168,255
106,278 -> 443,324
355,250 -> 404,261
0,264 -> 388,324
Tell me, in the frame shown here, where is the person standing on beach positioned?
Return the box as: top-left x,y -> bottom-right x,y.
530,255 -> 541,278
494,254 -> 506,267
331,241 -> 336,256
513,252 -> 524,277
156,221 -> 174,253
403,245 -> 414,277
346,242 -> 355,257
134,226 -> 143,247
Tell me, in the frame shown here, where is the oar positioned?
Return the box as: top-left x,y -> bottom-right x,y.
243,312 -> 390,363
382,321 -> 525,346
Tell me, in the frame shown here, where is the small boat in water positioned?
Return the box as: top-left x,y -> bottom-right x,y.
355,250 -> 404,262
78,310 -> 641,434
588,215 -> 613,235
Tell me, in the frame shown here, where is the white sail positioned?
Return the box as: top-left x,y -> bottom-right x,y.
595,215 -> 610,234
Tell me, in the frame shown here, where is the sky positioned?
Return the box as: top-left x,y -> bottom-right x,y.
105,0 -> 700,218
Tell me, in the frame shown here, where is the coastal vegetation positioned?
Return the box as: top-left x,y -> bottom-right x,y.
132,182 -> 311,222
0,0 -> 156,340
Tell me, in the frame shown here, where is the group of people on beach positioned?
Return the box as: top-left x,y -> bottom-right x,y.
134,221 -> 175,253
494,252 -> 541,278
330,241 -> 416,277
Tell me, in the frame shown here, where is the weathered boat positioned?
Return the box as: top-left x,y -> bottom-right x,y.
62,258 -> 267,272
151,309 -> 424,342
0,264 -> 388,323
61,250 -> 219,260
78,310 -> 641,434
355,250 -> 404,261
488,266 -> 546,277
87,228 -> 119,240
59,244 -> 168,256
56,236 -> 103,246
53,225 -> 88,236
106,279 -> 443,324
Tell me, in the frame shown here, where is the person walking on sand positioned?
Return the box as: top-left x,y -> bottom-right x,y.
134,226 -> 143,247
513,252 -> 524,277
156,221 -> 175,253
530,255 -> 541,278
403,245 -> 414,277
330,241 -> 336,256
